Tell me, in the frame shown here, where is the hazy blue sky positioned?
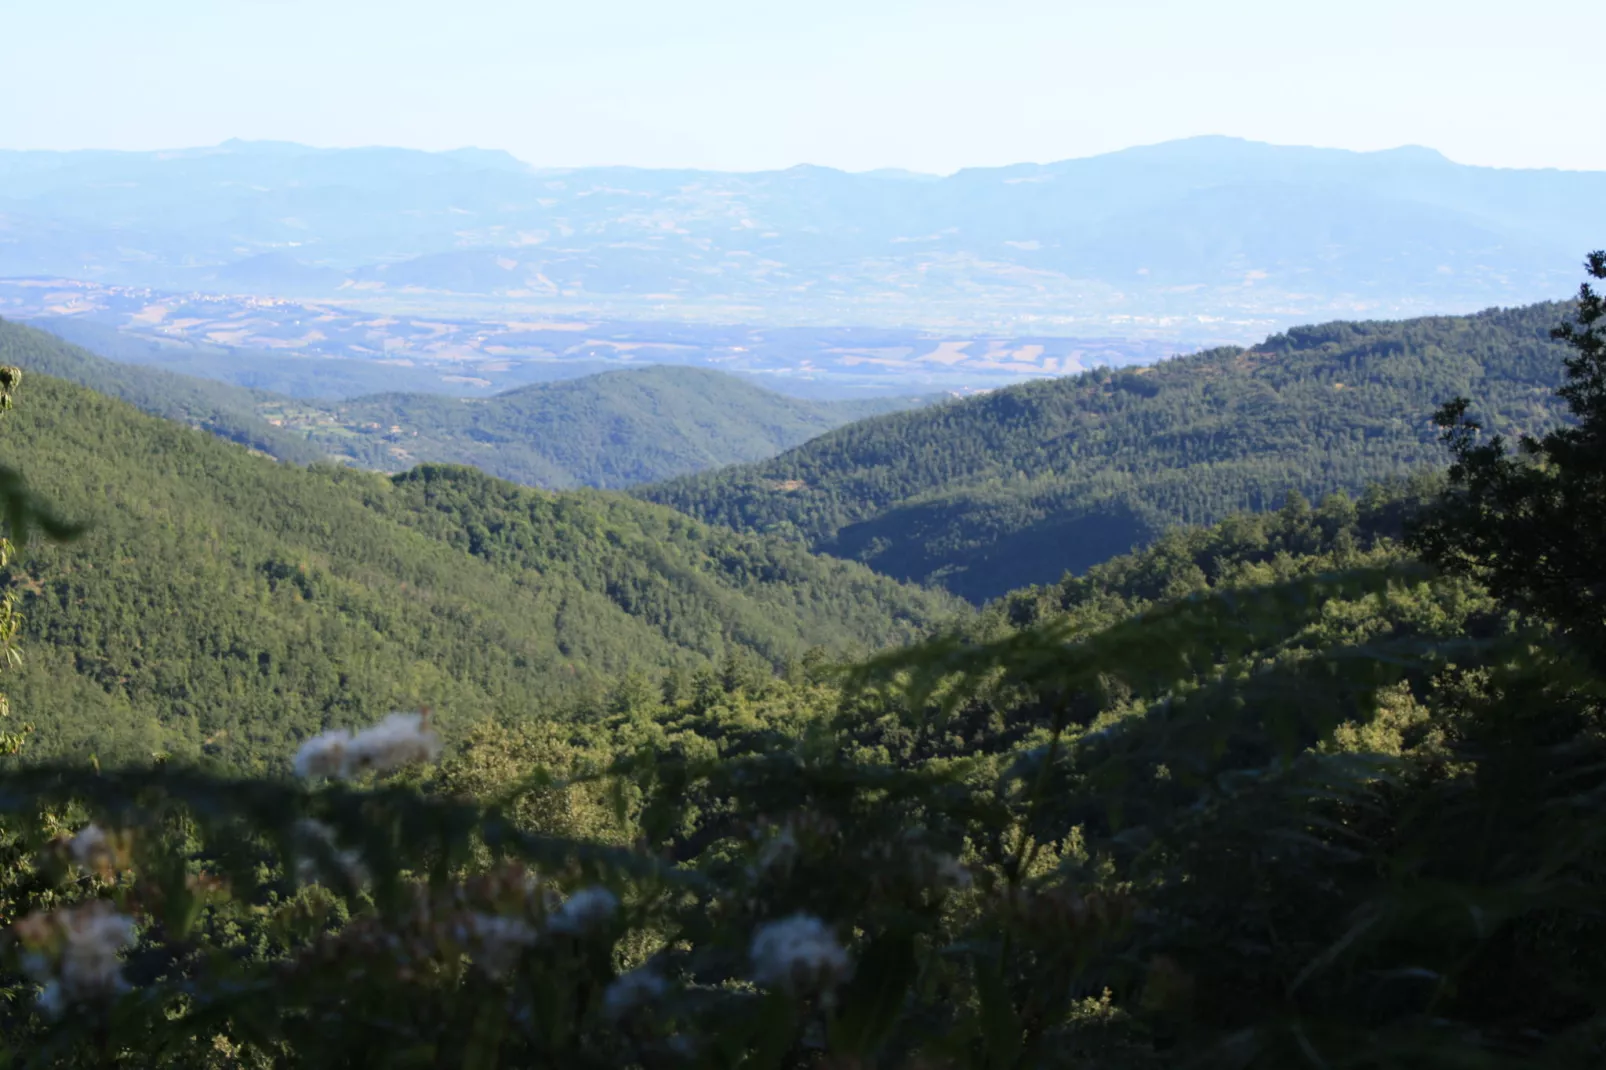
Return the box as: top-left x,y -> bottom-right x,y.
3,0 -> 1600,173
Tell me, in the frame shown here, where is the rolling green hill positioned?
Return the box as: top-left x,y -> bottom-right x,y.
265,366 -> 933,489
12,318 -> 933,489
640,302 -> 1575,601
0,346 -> 961,768
0,317 -> 322,464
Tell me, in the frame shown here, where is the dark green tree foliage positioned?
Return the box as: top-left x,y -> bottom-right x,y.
0,362 -> 958,768
815,309 -> 1606,1062
642,302 -> 1574,600
0,362 -> 29,754
6,487 -> 1596,1068
989,477 -> 1441,632
1412,253 -> 1606,663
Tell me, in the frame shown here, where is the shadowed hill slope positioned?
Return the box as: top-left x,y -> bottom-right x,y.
640,302 -> 1574,601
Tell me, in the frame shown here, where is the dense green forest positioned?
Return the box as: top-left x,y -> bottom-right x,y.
643,302 -> 1575,600
0,348 -> 958,768
268,365 -> 931,489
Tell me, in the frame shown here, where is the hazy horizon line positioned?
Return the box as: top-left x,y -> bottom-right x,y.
11,132 -> 1596,178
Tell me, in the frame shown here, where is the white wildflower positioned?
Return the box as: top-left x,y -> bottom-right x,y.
344,712 -> 443,776
546,885 -> 619,935
17,901 -> 139,1017
292,819 -> 370,888
749,913 -> 851,994
293,712 -> 442,781
67,824 -> 115,872
456,912 -> 540,978
603,967 -> 668,1021
292,727 -> 352,780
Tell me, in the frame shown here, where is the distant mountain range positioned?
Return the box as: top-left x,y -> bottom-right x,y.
4,136 -> 1601,338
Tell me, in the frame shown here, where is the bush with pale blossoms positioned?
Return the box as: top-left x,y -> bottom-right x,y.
455,912 -> 541,978
66,823 -> 112,871
292,711 -> 441,781
545,885 -> 619,935
749,913 -> 851,994
13,900 -> 139,1017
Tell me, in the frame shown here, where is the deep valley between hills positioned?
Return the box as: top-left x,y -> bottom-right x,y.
2,280 -> 1603,1066
10,296 -> 1576,604
7,19 -> 1606,1057
0,293 -> 1581,759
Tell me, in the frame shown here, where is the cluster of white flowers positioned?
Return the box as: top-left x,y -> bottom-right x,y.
602,967 -> 668,1021
67,823 -> 115,872
445,884 -> 617,976
454,912 -> 541,978
546,885 -> 619,935
292,712 -> 443,781
749,913 -> 851,994
16,901 -> 139,1017
292,819 -> 370,888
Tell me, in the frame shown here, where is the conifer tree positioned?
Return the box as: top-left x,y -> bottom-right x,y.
1411,251 -> 1606,663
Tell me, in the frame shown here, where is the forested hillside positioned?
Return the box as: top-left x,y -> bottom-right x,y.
0,365 -> 959,769
643,302 -> 1574,600
0,317 -> 319,463
8,419 -> 1600,1065
270,366 -> 931,489
7,317 -> 931,490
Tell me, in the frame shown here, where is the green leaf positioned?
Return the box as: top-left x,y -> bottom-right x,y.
740,990 -> 798,1070
829,929 -> 919,1057
974,956 -> 1023,1070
